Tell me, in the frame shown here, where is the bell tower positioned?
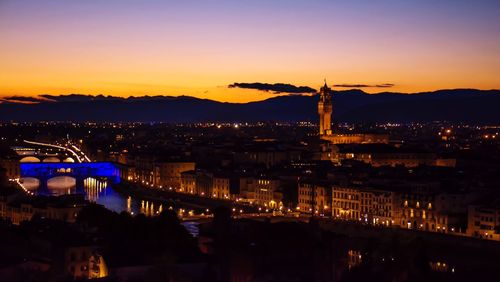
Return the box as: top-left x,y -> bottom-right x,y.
318,80 -> 333,136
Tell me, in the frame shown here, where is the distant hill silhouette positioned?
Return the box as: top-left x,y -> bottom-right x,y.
1,89 -> 499,123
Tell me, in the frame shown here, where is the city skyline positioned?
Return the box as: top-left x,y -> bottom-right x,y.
2,1 -> 500,281
1,0 -> 500,103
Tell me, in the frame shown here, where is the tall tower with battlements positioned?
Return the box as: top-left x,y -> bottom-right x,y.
318,80 -> 333,136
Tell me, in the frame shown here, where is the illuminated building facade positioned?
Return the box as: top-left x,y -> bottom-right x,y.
254,178 -> 282,207
399,191 -> 448,232
133,155 -> 155,185
154,161 -> 195,189
297,181 -> 330,214
129,154 -> 195,188
0,195 -> 87,225
467,203 -> 500,241
241,177 -> 282,208
65,247 -> 108,279
332,186 -> 361,219
180,170 -> 197,194
328,144 -> 436,167
360,188 -> 398,226
180,170 -> 232,199
332,186 -> 397,223
211,175 -> 231,199
116,163 -> 135,182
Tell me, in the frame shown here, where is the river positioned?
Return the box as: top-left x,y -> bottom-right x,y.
19,176 -> 200,236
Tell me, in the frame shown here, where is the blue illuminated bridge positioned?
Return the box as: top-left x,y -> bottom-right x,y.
20,162 -> 120,194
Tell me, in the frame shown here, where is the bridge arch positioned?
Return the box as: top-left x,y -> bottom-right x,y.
20,156 -> 41,163
63,157 -> 75,163
43,157 -> 61,163
47,176 -> 77,195
20,177 -> 40,191
47,175 -> 76,185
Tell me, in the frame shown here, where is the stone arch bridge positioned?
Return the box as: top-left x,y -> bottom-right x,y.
20,162 -> 120,194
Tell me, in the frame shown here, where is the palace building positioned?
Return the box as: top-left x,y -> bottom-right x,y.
318,81 -> 389,144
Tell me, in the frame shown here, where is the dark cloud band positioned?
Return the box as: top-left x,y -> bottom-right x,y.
228,82 -> 316,94
334,83 -> 395,88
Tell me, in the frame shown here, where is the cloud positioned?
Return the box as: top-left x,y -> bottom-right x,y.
375,83 -> 395,88
0,96 -> 55,104
334,83 -> 395,88
228,82 -> 316,94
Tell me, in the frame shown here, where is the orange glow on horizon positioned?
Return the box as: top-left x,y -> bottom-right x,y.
1,78 -> 499,104
1,1 -> 499,103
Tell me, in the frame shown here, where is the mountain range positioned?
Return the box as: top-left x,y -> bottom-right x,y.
1,89 -> 499,123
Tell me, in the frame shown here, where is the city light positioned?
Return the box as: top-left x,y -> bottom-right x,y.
1,1 -> 499,277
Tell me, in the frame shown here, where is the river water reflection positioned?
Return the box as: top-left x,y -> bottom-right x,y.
22,176 -> 158,215
21,176 -> 200,236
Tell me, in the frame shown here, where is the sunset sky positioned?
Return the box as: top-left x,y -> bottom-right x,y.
1,0 -> 499,103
